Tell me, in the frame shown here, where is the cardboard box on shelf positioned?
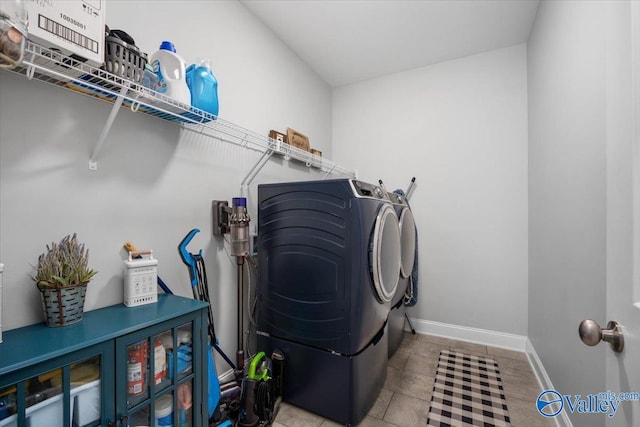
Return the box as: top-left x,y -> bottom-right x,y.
286,128 -> 310,152
25,0 -> 106,67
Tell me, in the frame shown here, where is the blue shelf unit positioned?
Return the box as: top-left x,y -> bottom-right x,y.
0,294 -> 208,427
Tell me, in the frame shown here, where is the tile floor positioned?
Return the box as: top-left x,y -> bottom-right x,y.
273,332 -> 557,427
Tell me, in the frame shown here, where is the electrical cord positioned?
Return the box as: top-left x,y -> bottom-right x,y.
220,235 -> 260,365
221,233 -> 256,359
244,257 -> 259,359
231,248 -> 275,425
246,255 -> 258,328
193,253 -> 236,370
244,261 -> 253,359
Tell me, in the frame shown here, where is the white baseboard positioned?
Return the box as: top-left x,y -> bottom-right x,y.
525,340 -> 572,427
406,318 -> 569,426
406,317 -> 528,351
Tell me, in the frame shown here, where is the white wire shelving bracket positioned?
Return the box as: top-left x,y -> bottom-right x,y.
240,146 -> 275,197
88,82 -> 129,170
9,40 -> 356,178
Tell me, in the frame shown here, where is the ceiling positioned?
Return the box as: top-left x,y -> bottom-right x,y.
241,0 -> 540,87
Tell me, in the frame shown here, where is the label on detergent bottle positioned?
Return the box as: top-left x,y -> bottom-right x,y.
151,59 -> 168,95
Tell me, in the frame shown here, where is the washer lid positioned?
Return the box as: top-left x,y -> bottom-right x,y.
371,204 -> 401,303
399,207 -> 416,279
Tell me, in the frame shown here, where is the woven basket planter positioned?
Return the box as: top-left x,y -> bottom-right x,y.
37,282 -> 88,327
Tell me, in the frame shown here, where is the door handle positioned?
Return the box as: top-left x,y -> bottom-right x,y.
579,319 -> 624,353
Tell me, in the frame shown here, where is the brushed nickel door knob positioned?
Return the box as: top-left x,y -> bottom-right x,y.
579,319 -> 624,353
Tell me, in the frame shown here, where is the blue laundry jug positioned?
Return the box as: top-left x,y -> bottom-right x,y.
186,59 -> 219,117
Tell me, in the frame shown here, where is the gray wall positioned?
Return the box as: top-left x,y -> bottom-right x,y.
333,44 -> 529,336
0,1 -> 336,371
528,1 -> 607,425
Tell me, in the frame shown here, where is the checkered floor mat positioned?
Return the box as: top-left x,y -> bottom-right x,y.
426,350 -> 511,426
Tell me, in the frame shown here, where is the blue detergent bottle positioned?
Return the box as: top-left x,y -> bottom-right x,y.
186,58 -> 219,117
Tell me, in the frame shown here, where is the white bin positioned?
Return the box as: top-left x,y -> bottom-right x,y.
71,379 -> 101,426
0,379 -> 100,427
25,390 -> 72,427
0,413 -> 16,427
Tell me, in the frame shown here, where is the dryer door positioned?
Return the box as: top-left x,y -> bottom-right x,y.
371,204 -> 401,303
399,207 -> 416,279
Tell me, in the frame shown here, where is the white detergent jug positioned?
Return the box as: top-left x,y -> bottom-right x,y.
149,41 -> 191,106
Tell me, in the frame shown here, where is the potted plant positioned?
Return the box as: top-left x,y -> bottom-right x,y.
33,233 -> 97,326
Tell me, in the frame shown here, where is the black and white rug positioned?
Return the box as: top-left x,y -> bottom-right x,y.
426,350 -> 511,427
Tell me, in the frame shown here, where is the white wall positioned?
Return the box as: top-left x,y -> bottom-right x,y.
528,2 -> 607,426
0,0 -> 336,371
332,45 -> 529,336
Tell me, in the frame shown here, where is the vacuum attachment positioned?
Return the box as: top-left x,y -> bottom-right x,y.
237,351 -> 281,427
271,350 -> 284,400
238,378 -> 260,427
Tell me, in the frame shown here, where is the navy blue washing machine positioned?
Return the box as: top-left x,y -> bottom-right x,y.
256,178 -> 401,425
386,191 -> 416,357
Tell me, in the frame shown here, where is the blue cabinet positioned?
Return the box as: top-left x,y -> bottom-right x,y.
0,294 -> 208,426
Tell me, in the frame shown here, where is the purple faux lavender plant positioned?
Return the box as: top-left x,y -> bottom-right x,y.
33,233 -> 98,287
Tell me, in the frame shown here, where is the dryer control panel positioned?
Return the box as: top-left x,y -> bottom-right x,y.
350,180 -> 388,200
387,191 -> 408,206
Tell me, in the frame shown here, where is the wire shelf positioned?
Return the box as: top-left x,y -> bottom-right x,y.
6,40 -> 355,177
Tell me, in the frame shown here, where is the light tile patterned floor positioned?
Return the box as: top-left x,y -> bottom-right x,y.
273,332 -> 556,427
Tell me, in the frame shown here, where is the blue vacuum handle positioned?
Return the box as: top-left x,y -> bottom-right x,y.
178,228 -> 202,288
